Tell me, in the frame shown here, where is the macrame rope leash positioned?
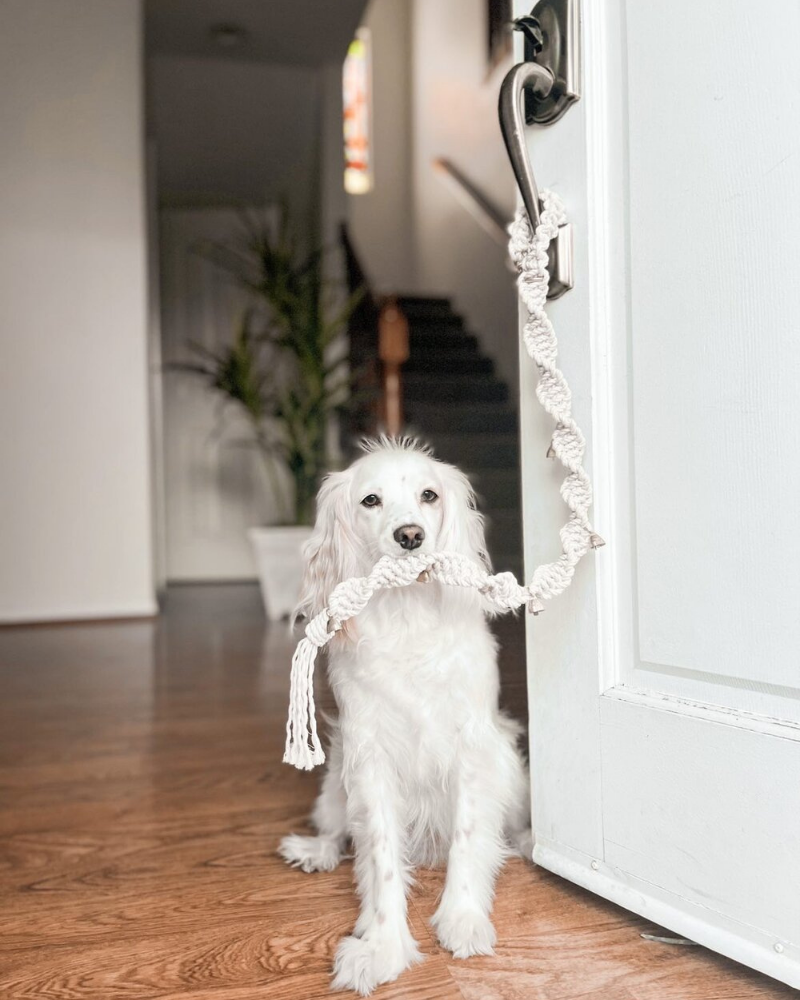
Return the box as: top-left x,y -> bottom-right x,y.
284,553 -> 535,770
508,190 -> 605,592
284,189 -> 604,770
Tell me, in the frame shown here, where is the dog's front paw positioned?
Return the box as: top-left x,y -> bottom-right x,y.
432,903 -> 497,959
278,834 -> 343,873
331,931 -> 422,996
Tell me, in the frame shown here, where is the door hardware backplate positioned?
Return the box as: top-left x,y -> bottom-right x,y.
515,0 -> 581,126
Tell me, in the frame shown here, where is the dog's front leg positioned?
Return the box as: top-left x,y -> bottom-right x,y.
332,757 -> 421,995
432,747 -> 505,958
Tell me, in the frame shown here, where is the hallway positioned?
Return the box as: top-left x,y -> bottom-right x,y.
0,586 -> 790,999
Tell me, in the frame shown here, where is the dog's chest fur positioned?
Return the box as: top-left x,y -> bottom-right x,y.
329,585 -> 499,775
333,583 -> 495,695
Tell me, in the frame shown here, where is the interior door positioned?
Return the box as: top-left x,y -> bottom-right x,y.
516,0 -> 800,987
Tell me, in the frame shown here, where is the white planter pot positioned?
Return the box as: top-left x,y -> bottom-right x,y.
249,526 -> 313,622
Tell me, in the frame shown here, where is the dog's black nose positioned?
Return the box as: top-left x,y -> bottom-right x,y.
394,524 -> 425,550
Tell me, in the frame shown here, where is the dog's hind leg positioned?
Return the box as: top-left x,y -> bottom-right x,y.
495,713 -> 534,860
504,755 -> 534,861
279,751 -> 348,874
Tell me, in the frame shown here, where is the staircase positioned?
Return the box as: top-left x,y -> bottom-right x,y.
398,295 -> 523,580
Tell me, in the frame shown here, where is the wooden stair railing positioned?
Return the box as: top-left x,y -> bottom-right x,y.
378,297 -> 409,436
432,158 -> 508,248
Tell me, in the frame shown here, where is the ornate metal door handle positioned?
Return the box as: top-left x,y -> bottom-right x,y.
499,0 -> 581,298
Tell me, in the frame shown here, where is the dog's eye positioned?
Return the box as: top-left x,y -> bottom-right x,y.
421,489 -> 439,503
360,493 -> 381,508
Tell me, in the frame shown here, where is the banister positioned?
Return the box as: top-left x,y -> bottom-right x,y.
432,157 -> 509,249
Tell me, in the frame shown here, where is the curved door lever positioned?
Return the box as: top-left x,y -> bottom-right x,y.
499,62 -> 555,234
498,0 -> 581,298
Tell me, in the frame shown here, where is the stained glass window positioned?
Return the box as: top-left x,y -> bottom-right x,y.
343,28 -> 372,195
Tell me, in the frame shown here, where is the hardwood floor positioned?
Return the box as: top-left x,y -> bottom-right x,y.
0,584 -> 792,1000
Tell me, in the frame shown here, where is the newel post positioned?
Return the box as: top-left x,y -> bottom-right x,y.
378,297 -> 409,436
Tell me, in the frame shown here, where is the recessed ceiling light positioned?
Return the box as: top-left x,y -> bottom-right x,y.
210,24 -> 247,49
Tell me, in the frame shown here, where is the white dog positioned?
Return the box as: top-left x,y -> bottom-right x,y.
279,437 -> 531,995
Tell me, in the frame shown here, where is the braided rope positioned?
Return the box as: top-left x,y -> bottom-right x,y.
508,189 -> 605,593
284,190 -> 603,770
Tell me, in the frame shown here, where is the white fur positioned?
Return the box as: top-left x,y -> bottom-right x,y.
279,438 -> 532,995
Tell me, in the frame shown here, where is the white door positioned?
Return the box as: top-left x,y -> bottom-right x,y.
516,0 -> 800,988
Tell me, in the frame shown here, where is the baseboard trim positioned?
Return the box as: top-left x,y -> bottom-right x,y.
0,603 -> 160,629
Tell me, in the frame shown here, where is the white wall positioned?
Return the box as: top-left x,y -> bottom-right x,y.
147,54 -> 321,221
346,0 -> 414,293
411,0 -> 518,389
0,0 -> 155,622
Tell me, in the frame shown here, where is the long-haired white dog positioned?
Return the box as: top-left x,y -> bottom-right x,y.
279,437 -> 531,995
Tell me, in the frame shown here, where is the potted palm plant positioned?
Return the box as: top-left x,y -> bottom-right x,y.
177,206 -> 360,619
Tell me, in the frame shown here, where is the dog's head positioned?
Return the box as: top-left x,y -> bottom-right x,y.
296,437 -> 489,619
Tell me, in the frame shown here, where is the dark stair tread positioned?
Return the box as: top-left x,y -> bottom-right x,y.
397,295 -> 453,319
486,525 -> 523,550
408,330 -> 478,354
427,432 -> 519,468
404,369 -> 502,387
404,379 -> 508,404
469,471 -> 521,509
397,294 -> 451,305
396,293 -> 522,578
405,314 -> 465,330
491,547 -> 524,563
468,466 -> 521,484
406,403 -> 518,435
404,354 -> 494,376
484,508 -> 523,529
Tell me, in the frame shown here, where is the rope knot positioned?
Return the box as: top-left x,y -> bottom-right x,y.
481,571 -> 522,609
305,610 -> 336,648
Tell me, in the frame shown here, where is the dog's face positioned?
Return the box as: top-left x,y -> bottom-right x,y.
351,448 -> 444,558
296,438 -> 489,618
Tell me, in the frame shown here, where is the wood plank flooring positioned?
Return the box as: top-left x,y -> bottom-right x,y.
0,583 -> 793,999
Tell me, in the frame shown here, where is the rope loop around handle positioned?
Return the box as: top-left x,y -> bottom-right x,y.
284,190 -> 603,769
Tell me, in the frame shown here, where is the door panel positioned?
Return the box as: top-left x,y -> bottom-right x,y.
626,0 -> 800,698
601,693 -> 800,942
516,0 -> 800,986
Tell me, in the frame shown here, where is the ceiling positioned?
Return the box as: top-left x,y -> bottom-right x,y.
145,0 -> 369,67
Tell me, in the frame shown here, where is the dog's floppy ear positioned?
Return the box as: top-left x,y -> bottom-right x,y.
437,462 -> 491,571
295,470 -> 357,620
